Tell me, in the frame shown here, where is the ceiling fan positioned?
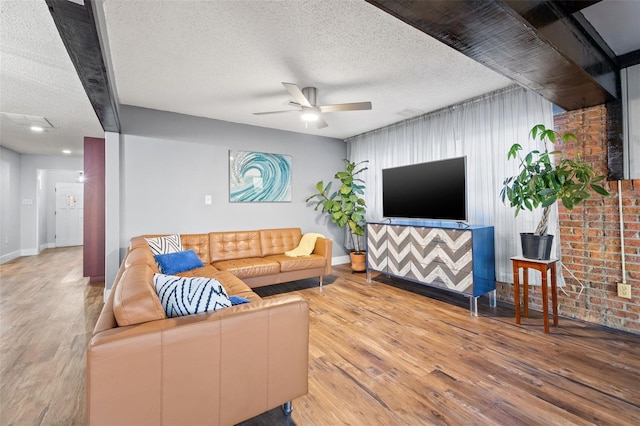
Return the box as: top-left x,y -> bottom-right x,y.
253,82 -> 372,129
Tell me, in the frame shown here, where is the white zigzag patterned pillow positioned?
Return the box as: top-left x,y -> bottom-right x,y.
145,234 -> 183,256
153,274 -> 231,318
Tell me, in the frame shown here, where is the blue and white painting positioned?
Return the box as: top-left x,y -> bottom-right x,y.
229,150 -> 292,202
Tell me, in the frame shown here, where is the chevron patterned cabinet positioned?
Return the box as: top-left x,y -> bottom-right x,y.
366,221 -> 496,316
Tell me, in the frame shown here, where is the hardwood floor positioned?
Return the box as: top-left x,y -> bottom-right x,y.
0,247 -> 103,425
1,248 -> 639,425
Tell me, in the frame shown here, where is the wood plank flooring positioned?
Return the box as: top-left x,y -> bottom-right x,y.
0,247 -> 103,425
1,247 -> 639,425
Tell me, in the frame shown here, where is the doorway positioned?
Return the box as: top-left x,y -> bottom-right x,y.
55,182 -> 84,247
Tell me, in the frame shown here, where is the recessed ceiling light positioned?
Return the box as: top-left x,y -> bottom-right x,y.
62,149 -> 71,155
30,126 -> 44,132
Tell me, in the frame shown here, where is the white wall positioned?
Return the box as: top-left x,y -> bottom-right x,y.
114,106 -> 348,288
623,64 -> 640,179
105,131 -> 121,293
0,147 -> 21,262
18,154 -> 83,255
0,149 -> 83,263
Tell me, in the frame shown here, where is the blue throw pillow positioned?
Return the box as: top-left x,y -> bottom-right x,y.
154,249 -> 204,275
229,295 -> 250,305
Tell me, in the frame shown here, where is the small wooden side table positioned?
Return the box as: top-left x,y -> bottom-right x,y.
511,256 -> 559,333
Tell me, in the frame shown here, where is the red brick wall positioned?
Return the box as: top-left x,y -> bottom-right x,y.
498,104 -> 639,334
554,105 -> 639,334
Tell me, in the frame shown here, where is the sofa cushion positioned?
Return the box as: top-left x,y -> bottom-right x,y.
180,233 -> 210,264
154,249 -> 204,275
176,264 -> 220,278
145,234 -> 183,255
259,228 -> 302,256
209,231 -> 262,262
209,270 -> 253,295
266,254 -> 327,272
114,264 -> 166,326
153,274 -> 231,318
212,258 -> 280,279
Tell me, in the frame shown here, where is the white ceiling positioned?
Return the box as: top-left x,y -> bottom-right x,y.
0,0 -> 104,157
1,0 -> 638,157
102,0 -> 512,140
582,0 -> 640,56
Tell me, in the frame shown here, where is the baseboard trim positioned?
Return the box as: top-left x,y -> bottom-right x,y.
333,255 -> 350,265
0,250 -> 21,265
40,243 -> 56,251
89,275 -> 105,284
21,248 -> 38,256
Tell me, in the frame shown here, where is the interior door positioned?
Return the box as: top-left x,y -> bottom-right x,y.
55,182 -> 84,247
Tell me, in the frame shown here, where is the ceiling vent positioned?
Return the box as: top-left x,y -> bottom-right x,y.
394,107 -> 424,119
1,113 -> 53,129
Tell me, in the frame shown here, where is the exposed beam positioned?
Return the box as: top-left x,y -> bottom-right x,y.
606,100 -> 624,180
553,0 -> 602,15
366,0 -> 619,111
619,50 -> 640,69
46,0 -> 120,132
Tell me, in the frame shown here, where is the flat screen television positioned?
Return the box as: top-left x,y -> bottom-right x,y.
382,156 -> 467,222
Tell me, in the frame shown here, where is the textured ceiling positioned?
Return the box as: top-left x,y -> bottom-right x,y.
101,0 -> 512,140
1,0 -> 638,156
582,0 -> 640,55
0,0 -> 103,156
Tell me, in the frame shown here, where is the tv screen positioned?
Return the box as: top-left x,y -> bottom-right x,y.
382,156 -> 467,221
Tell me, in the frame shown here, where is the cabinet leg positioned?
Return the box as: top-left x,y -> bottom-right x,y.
470,297 -> 478,317
489,289 -> 497,308
366,269 -> 371,283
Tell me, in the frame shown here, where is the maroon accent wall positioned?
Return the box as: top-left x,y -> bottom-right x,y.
84,137 -> 105,283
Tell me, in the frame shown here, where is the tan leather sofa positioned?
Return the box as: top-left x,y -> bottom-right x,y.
87,228 -> 331,425
130,228 -> 332,288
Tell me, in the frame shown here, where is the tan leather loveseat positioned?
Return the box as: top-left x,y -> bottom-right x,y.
86,228 -> 331,425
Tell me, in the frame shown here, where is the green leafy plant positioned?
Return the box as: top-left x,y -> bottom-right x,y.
306,159 -> 368,252
500,124 -> 609,235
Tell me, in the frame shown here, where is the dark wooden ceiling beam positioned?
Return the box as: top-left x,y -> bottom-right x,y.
45,0 -> 119,132
619,50 -> 640,69
553,0 -> 602,15
366,0 -> 619,111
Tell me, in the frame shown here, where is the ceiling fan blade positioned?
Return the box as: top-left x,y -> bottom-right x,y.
319,102 -> 372,113
288,101 -> 301,108
253,110 -> 297,115
316,116 -> 328,129
282,82 -> 311,107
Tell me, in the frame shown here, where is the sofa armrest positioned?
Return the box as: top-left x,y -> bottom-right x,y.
313,237 -> 333,275
87,295 -> 309,426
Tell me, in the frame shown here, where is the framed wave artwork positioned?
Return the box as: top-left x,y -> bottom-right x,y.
229,150 -> 292,202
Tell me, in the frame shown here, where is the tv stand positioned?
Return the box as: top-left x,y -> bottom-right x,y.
366,220 -> 496,316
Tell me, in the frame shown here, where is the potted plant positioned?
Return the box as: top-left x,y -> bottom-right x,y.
500,124 -> 609,259
306,159 -> 368,271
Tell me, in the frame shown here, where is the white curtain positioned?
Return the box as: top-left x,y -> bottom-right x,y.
346,85 -> 558,284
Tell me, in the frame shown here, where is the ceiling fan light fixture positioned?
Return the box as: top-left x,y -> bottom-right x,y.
254,83 -> 371,129
301,110 -> 319,122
